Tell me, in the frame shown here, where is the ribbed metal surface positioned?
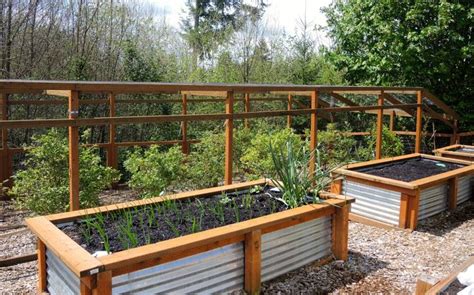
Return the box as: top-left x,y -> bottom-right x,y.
261,216 -> 332,282
112,243 -> 244,294
46,249 -> 80,295
343,180 -> 401,226
418,183 -> 448,221
457,175 -> 472,205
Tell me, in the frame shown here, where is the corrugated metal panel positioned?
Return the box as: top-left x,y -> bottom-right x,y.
343,180 -> 401,226
261,216 -> 332,282
457,175 -> 472,205
46,249 -> 80,295
418,183 -> 448,221
112,242 -> 244,294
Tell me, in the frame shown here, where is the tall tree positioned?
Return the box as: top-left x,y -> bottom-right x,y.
181,0 -> 267,65
323,0 -> 473,130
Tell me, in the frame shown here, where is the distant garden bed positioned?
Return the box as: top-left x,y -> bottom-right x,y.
332,153 -> 473,230
434,144 -> 474,162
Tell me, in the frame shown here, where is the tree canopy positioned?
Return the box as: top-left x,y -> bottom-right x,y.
323,0 -> 473,130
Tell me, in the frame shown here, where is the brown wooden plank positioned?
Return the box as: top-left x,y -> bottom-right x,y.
415,276 -> 438,295
244,230 -> 261,295
349,213 -> 408,232
224,91 -> 234,185
389,111 -> 395,131
0,252 -> 37,267
407,190 -> 420,230
80,276 -> 94,295
181,94 -> 189,154
244,93 -> 250,128
25,216 -> 103,277
0,93 -> 8,187
330,179 -> 342,194
375,93 -> 384,159
46,89 -> 71,97
332,204 -> 349,260
448,177 -> 458,210
415,91 -> 423,153
287,94 -> 292,128
68,90 -> 80,211
181,90 -> 228,97
106,93 -> 117,169
37,240 -> 47,292
399,194 -> 409,228
309,90 -> 319,175
93,271 -> 112,295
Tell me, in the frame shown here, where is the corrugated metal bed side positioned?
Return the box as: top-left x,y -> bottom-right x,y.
418,183 -> 448,221
261,216 -> 333,282
46,249 -> 80,295
112,243 -> 244,294
457,175 -> 473,205
342,180 -> 401,226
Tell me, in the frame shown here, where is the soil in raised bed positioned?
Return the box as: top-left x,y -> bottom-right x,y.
61,186 -> 317,254
454,147 -> 474,153
353,158 -> 464,182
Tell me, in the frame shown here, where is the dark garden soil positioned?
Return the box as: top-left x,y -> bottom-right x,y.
354,158 -> 464,182
61,186 -> 297,254
455,147 -> 474,153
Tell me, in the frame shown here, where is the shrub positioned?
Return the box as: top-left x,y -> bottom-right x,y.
11,129 -> 120,214
124,145 -> 186,198
317,123 -> 358,167
241,128 -> 305,179
357,124 -> 404,160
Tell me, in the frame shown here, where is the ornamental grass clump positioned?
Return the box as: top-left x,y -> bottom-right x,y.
269,140 -> 334,209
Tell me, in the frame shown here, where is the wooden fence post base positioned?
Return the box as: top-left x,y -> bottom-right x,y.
244,230 -> 261,295
407,191 -> 420,230
92,271 -> 112,295
332,204 -> 349,261
448,177 -> 458,210
37,240 -> 47,293
415,275 -> 438,295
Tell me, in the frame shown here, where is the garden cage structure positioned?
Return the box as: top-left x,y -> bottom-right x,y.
0,80 -> 464,211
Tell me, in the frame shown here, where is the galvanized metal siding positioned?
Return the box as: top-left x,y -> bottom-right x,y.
46,249 -> 80,295
261,216 -> 332,282
343,180 -> 401,226
112,243 -> 244,294
457,175 -> 472,205
418,183 -> 448,221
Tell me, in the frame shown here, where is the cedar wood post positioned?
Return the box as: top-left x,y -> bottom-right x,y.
106,93 -> 118,169
375,91 -> 384,159
181,94 -> 189,154
287,94 -> 292,128
330,179 -> 349,260
389,110 -> 395,131
244,229 -> 262,295
224,91 -> 234,185
451,120 -> 459,145
37,239 -> 47,292
68,90 -> 80,211
244,93 -> 250,128
448,176 -> 458,210
415,90 -> 423,153
309,90 -> 318,175
0,93 -> 9,187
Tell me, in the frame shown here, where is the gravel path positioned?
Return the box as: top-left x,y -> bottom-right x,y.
0,192 -> 472,294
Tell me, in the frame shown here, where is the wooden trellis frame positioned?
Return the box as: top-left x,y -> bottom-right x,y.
0,81 -> 461,210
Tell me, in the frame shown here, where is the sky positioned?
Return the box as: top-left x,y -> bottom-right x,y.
149,0 -> 332,45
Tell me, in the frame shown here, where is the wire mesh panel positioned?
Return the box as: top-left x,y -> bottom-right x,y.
112,243 -> 244,294
343,180 -> 401,225
261,216 -> 332,282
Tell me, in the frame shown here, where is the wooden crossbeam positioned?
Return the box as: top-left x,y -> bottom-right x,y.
45,90 -> 71,97
382,93 -> 415,117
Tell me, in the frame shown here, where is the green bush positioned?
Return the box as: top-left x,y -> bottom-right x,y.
317,123 -> 358,167
241,128 -> 305,179
124,145 -> 186,198
11,129 -> 120,214
357,125 -> 404,160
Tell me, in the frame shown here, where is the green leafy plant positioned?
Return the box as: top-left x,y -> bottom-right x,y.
84,211 -> 111,253
11,129 -> 120,214
357,125 -> 404,160
124,145 -> 186,198
317,123 -> 358,167
241,128 -> 305,179
117,209 -> 139,250
269,140 -> 334,209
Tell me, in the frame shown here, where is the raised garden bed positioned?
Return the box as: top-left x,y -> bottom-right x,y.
434,144 -> 474,162
26,179 -> 353,295
331,154 -> 473,230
